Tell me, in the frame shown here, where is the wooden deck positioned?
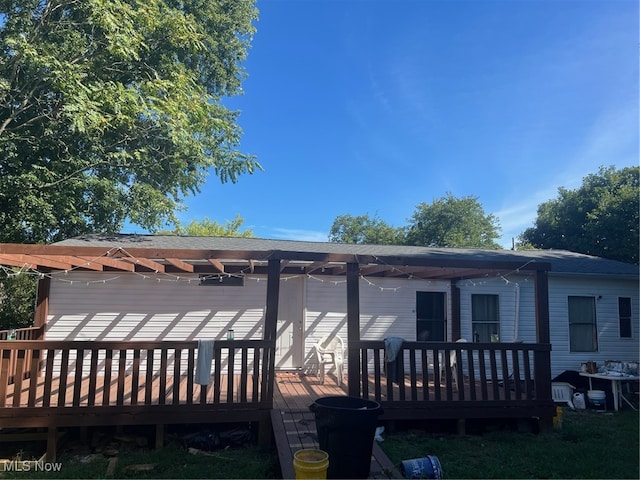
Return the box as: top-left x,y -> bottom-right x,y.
0,339 -> 275,460
272,372 -> 401,479
0,338 -> 555,466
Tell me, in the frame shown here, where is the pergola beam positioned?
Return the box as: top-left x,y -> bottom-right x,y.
0,243 -> 552,281
207,258 -> 225,273
77,256 -> 135,272
165,258 -> 194,272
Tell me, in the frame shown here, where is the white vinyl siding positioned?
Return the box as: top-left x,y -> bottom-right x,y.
304,276 -> 450,375
45,270 -> 639,380
48,272 -> 267,341
547,276 -> 639,376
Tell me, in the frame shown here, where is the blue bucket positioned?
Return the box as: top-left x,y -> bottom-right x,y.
400,455 -> 442,479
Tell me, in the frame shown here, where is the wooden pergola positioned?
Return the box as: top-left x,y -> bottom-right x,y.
0,240 -> 556,458
0,241 -> 553,355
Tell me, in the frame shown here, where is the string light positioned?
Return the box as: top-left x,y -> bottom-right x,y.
0,250 -> 537,292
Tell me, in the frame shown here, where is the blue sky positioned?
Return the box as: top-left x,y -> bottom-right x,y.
172,0 -> 639,248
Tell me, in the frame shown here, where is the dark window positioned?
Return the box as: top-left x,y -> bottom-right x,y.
416,292 -> 446,341
471,294 -> 500,342
568,296 -> 597,352
619,297 -> 632,338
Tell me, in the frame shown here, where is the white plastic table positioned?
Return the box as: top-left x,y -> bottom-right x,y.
579,372 -> 639,411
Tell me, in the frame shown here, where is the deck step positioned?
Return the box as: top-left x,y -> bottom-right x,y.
270,408 -> 401,479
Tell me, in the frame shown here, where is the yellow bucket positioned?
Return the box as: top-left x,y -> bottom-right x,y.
293,449 -> 329,479
553,405 -> 563,430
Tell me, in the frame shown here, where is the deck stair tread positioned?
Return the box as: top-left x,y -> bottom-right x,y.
270,408 -> 401,479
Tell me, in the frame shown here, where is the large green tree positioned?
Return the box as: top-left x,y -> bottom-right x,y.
0,0 -> 260,244
329,195 -> 501,249
519,166 -> 639,264
160,215 -> 254,237
329,213 -> 404,245
405,193 -> 501,248
0,270 -> 36,330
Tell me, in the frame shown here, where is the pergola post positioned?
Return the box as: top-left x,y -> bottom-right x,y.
534,268 -> 553,430
260,258 -> 280,445
346,262 -> 361,397
534,269 -> 550,344
34,274 -> 50,340
264,258 -> 281,344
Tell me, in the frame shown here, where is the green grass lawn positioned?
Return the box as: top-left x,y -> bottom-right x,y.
1,409 -> 637,479
1,444 -> 280,479
380,408 -> 640,479
0,426 -> 280,479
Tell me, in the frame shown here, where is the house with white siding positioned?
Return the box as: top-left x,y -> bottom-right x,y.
31,235 -> 638,378
1,233 -> 637,447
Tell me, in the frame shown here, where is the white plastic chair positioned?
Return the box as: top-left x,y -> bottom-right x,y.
450,338 -> 468,391
426,351 -> 445,383
315,335 -> 345,386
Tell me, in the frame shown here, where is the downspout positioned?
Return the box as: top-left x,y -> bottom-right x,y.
513,283 -> 520,342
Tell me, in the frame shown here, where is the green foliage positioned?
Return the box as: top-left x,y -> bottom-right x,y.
406,193 -> 502,248
0,0 -> 261,243
159,215 -> 254,237
329,213 -> 404,245
0,270 -> 36,330
329,195 -> 501,249
519,166 -> 639,263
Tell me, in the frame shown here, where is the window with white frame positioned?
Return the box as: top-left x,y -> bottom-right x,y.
618,297 -> 632,338
568,296 -> 597,352
471,294 -> 499,342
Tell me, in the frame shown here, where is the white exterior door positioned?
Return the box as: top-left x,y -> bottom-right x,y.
275,276 -> 304,369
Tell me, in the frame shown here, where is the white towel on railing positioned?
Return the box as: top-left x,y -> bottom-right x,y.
195,339 -> 214,385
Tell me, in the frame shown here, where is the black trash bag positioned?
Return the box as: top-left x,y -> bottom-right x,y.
218,425 -> 254,446
182,430 -> 222,451
182,425 -> 254,451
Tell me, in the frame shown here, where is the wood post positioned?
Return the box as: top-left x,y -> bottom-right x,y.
34,274 -> 50,340
46,427 -> 57,461
258,410 -> 272,447
155,424 -> 164,449
346,262 -> 361,397
263,258 -> 281,407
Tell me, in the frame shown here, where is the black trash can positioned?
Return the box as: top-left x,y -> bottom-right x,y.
309,396 -> 383,479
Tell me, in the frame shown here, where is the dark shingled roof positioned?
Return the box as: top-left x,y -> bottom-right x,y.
54,234 -> 639,278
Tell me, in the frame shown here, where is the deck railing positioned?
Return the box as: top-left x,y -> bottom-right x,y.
0,325 -> 43,340
0,339 -> 274,409
352,340 -> 552,407
0,327 -> 44,384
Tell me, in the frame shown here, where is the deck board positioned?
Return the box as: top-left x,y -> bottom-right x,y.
4,373 -> 254,407
272,372 -> 402,479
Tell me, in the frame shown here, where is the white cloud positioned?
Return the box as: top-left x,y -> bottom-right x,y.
263,227 -> 328,243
